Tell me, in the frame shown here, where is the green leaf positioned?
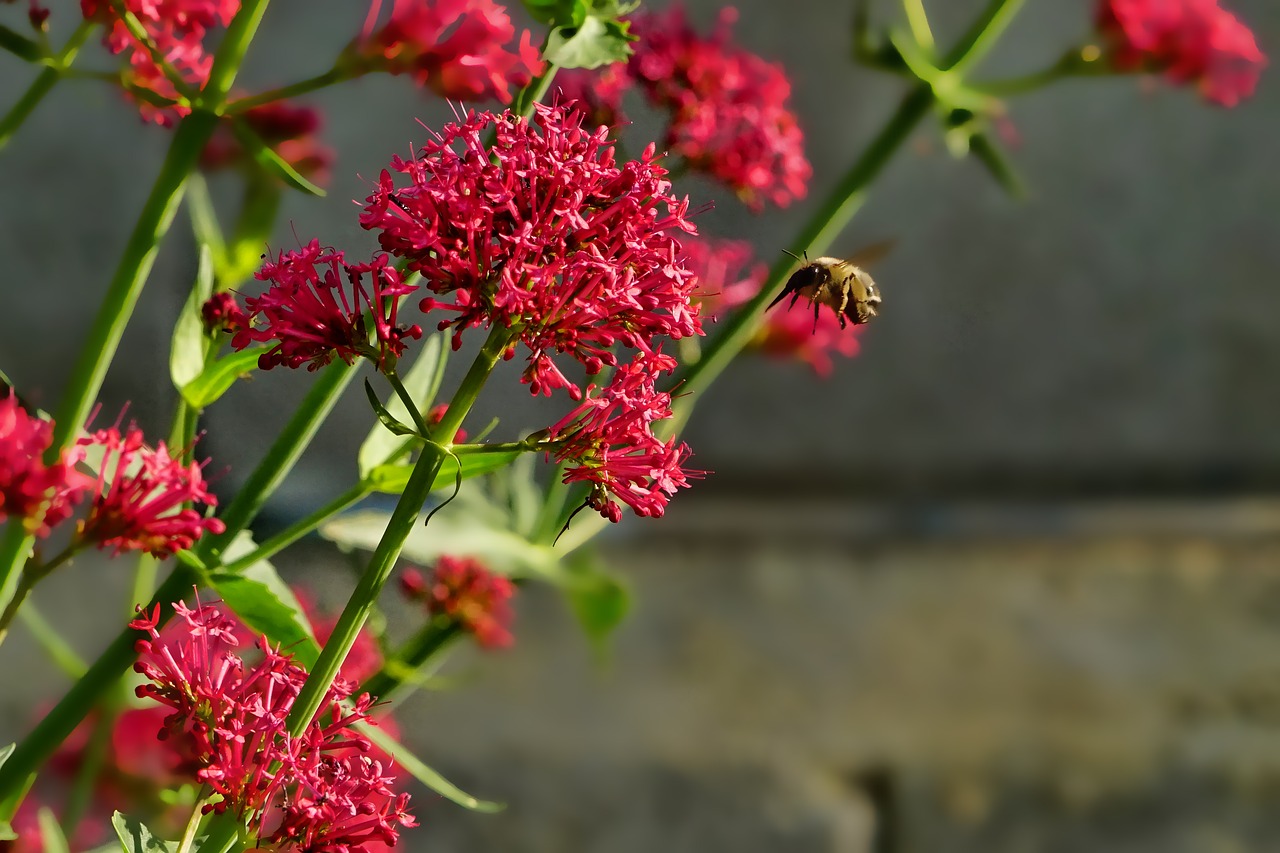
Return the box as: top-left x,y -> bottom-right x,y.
0,744 -> 13,770
185,174 -> 228,275
0,821 -> 15,842
205,532 -> 320,669
226,178 -> 282,285
562,549 -> 629,646
352,720 -> 503,812
968,131 -> 1028,201
365,449 -> 523,495
321,509 -> 557,577
170,245 -> 216,392
178,347 -> 265,409
363,380 -> 419,438
229,118 -> 326,197
358,334 -> 447,479
111,812 -> 178,853
522,0 -> 587,27
38,808 -> 68,853
544,16 -> 634,70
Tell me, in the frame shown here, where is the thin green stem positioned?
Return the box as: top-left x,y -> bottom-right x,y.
201,0 -> 274,105
972,47 -> 1111,96
902,0 -> 935,54
175,794 -> 211,853
359,621 -> 460,703
943,0 -> 1027,73
220,482 -> 373,575
225,66 -> 351,113
512,62 -> 560,119
663,84 -> 934,412
384,368 -> 430,435
107,0 -> 197,100
62,709 -> 113,837
0,24 -> 42,63
16,605 -> 87,679
286,325 -> 512,738
0,19 -> 93,150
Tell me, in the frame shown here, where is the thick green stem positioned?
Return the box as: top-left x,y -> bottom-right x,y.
0,20 -> 93,150
664,84 -> 934,412
512,62 -> 560,119
0,24 -> 42,63
286,326 -> 511,737
225,66 -> 351,113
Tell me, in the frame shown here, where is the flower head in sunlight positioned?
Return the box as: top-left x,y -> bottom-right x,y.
233,240 -> 422,372
0,395 -> 87,538
76,423 -> 224,558
201,101 -> 335,185
683,237 -> 862,376
1096,0 -> 1266,106
361,101 -> 703,400
356,0 -> 542,103
400,557 -> 515,648
627,5 -> 811,210
79,0 -> 240,125
546,351 -> 700,522
130,600 -> 415,847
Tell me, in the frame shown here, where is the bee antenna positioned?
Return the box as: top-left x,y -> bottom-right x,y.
782,249 -> 804,263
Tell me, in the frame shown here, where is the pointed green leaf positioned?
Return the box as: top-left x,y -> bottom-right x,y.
170,245 -> 216,392
352,720 -> 503,812
358,334 -> 447,479
544,16 -> 634,69
562,550 -> 629,645
229,118 -> 326,197
185,174 -> 227,274
363,380 -> 420,439
205,532 -> 320,669
0,744 -> 13,770
38,808 -> 68,853
969,131 -> 1028,200
111,812 -> 178,853
179,347 -> 265,409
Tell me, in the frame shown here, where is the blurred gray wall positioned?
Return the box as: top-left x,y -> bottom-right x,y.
0,0 -> 1276,511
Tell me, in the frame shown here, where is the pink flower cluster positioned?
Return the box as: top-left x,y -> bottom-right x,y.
400,557 -> 514,648
547,352 -> 699,521
683,237 -> 862,376
231,240 -> 423,372
0,395 -> 87,538
0,398 -> 222,557
1096,0 -> 1266,106
356,0 -> 543,103
131,600 -> 415,852
361,102 -> 702,400
558,5 -> 811,211
77,424 -> 225,558
79,0 -> 239,125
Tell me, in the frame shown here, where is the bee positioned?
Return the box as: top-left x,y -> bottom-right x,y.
767,240 -> 894,331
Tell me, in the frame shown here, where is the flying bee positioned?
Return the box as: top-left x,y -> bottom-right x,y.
767,240 -> 894,331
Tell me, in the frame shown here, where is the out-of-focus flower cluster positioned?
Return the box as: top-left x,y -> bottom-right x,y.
79,0 -> 240,125
682,237 -> 862,376
401,556 -> 515,648
201,101 -> 335,185
355,0 -> 542,103
0,397 -> 223,557
130,599 -> 415,852
558,5 -> 811,211
1096,0 -> 1265,106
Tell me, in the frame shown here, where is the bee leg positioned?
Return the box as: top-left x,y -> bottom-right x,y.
812,301 -> 821,334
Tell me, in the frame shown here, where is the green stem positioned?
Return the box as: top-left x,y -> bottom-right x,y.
286,325 -> 511,737
220,482 -> 373,575
664,84 -> 934,411
0,19 -> 93,150
107,0 -> 197,100
902,0 -> 935,54
0,24 -> 42,63
358,621 -> 461,703
512,62 -> 560,119
200,0 -> 274,106
225,66 -> 352,113
943,0 -> 1027,73
62,707 -> 113,837
384,367 -> 430,435
972,47 -> 1111,96
16,605 -> 87,679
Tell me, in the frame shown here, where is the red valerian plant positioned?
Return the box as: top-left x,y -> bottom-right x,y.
355,0 -> 543,102
232,241 -> 423,372
79,0 -> 240,124
75,424 -> 224,558
1096,0 -> 1266,106
131,600 -> 416,851
0,395 -> 87,538
361,101 -> 703,400
400,557 -> 515,648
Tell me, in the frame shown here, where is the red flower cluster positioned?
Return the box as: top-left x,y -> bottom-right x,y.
400,557 -> 514,648
558,5 -> 811,211
356,0 -> 542,103
79,0 -> 239,125
683,237 -> 862,376
201,101 -> 335,185
76,424 -> 225,558
131,601 -> 415,852
200,291 -> 246,335
361,102 -> 703,400
231,240 -> 423,371
546,352 -> 699,521
1096,0 -> 1266,106
0,395 -> 87,538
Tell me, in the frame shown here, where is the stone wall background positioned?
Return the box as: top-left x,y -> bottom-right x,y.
1,0 -> 1278,850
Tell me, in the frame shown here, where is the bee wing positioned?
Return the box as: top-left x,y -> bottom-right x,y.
844,238 -> 897,269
